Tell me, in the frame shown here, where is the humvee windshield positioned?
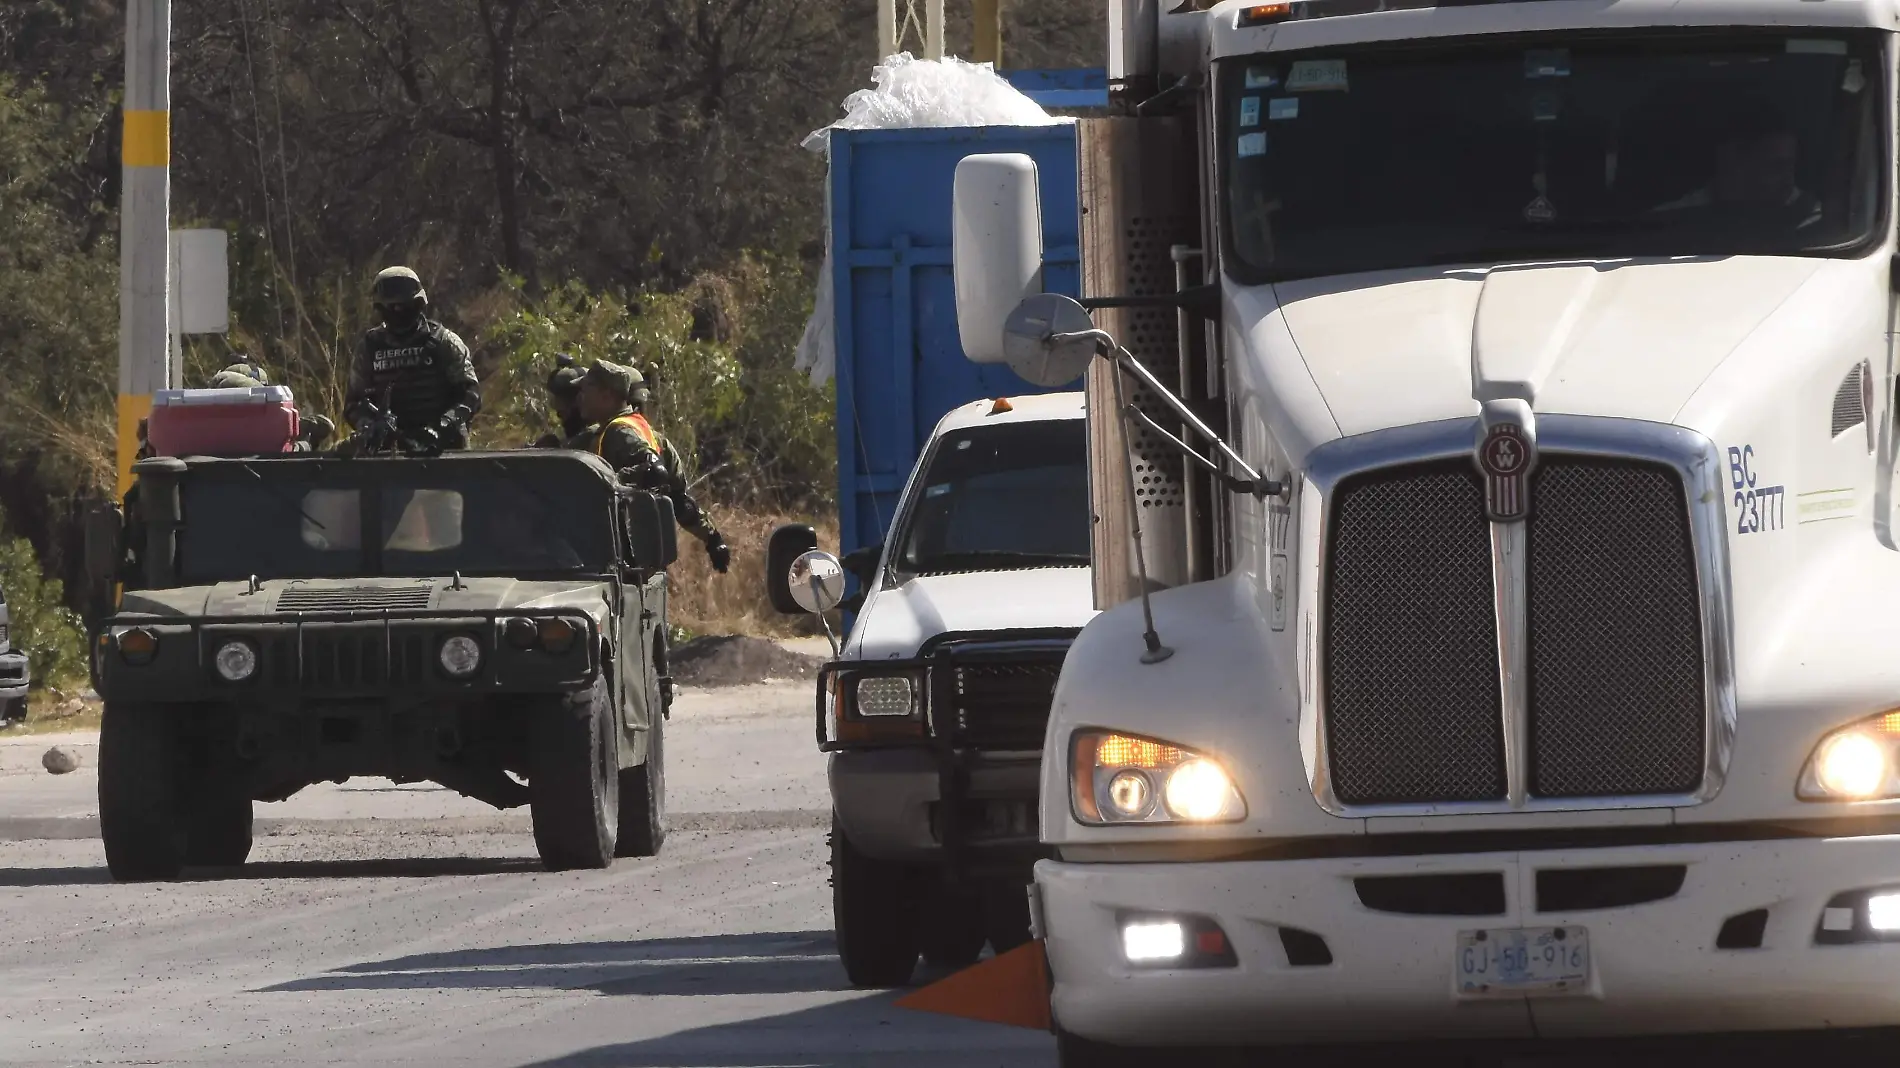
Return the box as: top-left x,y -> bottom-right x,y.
175,458 -> 615,582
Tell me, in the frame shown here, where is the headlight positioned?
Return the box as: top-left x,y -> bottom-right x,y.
503,617 -> 538,650
1800,712 -> 1900,801
117,627 -> 158,666
214,640 -> 258,682
537,618 -> 578,654
1071,730 -> 1246,825
855,676 -> 916,717
438,635 -> 482,678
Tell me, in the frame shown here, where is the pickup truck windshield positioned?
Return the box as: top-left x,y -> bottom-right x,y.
177,463 -> 614,582
1222,29 -> 1885,283
893,418 -> 1090,576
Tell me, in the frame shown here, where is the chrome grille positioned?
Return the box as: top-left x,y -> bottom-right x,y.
276,585 -> 434,612
1527,458 -> 1705,797
1324,462 -> 1505,804
944,655 -> 1065,751
1321,453 -> 1706,807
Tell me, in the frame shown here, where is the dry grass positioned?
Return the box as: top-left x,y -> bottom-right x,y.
666,506 -> 842,639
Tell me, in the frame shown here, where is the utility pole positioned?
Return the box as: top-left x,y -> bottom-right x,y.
118,0 -> 171,499
973,0 -> 1002,67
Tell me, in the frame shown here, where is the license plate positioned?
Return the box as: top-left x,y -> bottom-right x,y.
1455,926 -> 1589,997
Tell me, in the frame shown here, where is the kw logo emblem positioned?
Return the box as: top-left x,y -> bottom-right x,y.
1478,421 -> 1536,522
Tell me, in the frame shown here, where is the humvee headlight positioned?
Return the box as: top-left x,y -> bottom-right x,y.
537,618 -> 578,654
438,635 -> 482,678
214,640 -> 258,682
1072,730 -> 1246,825
117,627 -> 158,666
1801,712 -> 1900,801
504,617 -> 539,650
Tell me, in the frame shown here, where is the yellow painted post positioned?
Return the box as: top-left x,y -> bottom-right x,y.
118,0 -> 171,500
973,0 -> 1002,67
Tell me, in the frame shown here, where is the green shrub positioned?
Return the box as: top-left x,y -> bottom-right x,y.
0,526 -> 85,690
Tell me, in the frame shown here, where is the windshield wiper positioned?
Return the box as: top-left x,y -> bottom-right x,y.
909,550 -> 1089,573
240,463 -> 331,532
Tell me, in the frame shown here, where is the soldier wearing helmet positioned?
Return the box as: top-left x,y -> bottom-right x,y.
575,359 -> 731,574
344,266 -> 482,453
534,353 -> 589,448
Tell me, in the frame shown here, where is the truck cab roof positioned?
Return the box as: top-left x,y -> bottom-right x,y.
930,391 -> 1086,437
1212,0 -> 1900,59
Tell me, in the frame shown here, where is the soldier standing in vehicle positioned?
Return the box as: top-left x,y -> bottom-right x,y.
345,267 -> 482,453
574,360 -> 732,574
535,353 -> 588,448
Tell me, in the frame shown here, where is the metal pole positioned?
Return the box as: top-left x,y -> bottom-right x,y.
118,0 -> 171,500
973,0 -> 1002,66
925,0 -> 944,60
878,0 -> 896,60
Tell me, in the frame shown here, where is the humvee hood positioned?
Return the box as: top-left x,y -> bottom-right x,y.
118,577 -> 610,623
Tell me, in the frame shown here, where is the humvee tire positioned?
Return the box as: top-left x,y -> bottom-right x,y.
830,814 -> 922,986
185,784 -> 254,868
614,703 -> 666,858
531,675 -> 619,870
99,702 -> 186,881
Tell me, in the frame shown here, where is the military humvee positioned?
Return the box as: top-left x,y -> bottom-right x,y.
84,449 -> 676,881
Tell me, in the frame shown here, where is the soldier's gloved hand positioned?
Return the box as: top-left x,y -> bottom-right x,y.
704,536 -> 731,575
404,424 -> 442,454
532,432 -> 561,449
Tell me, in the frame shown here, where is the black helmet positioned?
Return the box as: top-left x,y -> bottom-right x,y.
371,266 -> 428,307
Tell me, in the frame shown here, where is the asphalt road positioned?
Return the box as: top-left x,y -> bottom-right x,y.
0,680 -> 1055,1068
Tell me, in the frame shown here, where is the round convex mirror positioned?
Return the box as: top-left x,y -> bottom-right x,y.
788,550 -> 846,615
1001,292 -> 1097,387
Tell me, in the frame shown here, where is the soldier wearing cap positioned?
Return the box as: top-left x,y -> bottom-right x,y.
535,353 -> 589,448
344,266 -> 481,453
575,359 -> 731,574
204,360 -> 334,451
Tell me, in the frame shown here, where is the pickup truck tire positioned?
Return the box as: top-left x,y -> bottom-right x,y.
830,816 -> 921,987
184,785 -> 254,868
2,697 -> 24,724
919,883 -> 987,970
99,701 -> 186,881
531,676 -> 620,871
614,705 -> 666,858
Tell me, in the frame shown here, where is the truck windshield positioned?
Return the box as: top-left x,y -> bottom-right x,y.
176,462 -> 615,582
892,419 -> 1090,576
1221,29 -> 1885,283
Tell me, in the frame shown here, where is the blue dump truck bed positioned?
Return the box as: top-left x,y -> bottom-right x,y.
826,123 -> 1082,560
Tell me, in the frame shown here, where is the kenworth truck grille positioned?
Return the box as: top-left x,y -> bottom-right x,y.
1323,455 -> 1706,806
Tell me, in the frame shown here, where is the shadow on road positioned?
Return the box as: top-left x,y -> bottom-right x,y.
0,855 -> 541,886
261,930 -> 857,996
510,984 -> 1056,1068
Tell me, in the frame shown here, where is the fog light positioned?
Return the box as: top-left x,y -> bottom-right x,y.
1122,920 -> 1185,963
1816,732 -> 1888,800
537,618 -> 578,654
118,627 -> 158,666
214,640 -> 257,682
504,617 -> 538,650
439,635 -> 482,678
1869,894 -> 1900,932
1106,770 -> 1153,818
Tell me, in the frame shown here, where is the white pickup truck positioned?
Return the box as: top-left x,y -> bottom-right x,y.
0,585 -> 27,725
943,0 -> 1900,1062
770,391 -> 1096,988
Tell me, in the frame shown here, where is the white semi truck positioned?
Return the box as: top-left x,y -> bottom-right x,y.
944,0 -> 1900,1061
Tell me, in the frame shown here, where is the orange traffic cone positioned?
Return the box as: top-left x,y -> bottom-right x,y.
894,939 -> 1052,1030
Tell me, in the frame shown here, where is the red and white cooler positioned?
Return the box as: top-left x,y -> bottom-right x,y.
146,386 -> 302,457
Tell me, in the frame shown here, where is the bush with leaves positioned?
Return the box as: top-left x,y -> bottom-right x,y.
0,518 -> 85,691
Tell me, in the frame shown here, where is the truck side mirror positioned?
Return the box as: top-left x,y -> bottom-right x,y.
766,523 -> 820,614
787,550 -> 846,615
953,152 -> 1045,365
623,492 -> 678,571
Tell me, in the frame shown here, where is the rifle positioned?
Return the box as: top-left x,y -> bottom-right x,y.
343,388 -> 403,457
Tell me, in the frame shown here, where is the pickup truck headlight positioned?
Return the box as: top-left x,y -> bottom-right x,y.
1800,712 -> 1900,801
1071,730 -> 1246,825
825,667 -> 926,745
